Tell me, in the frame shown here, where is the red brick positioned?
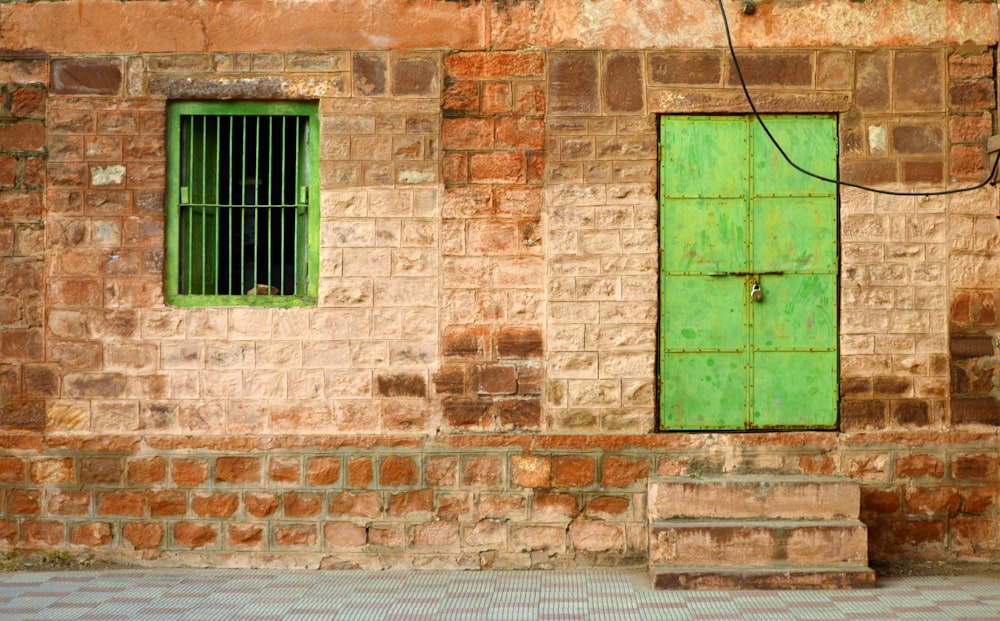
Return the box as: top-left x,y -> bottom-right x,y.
902,161 -> 944,185
861,488 -> 900,513
49,491 -> 90,516
122,522 -> 163,549
840,160 -> 897,186
951,516 -> 997,549
225,523 -> 262,548
347,456 -> 373,488
98,491 -> 144,516
443,397 -> 493,429
950,79 -> 995,110
437,492 -> 472,520
951,454 -> 999,480
443,327 -> 490,358
895,454 -> 944,479
551,456 -> 596,488
0,456 -> 25,483
283,492 -> 322,518
840,400 -> 887,430
532,492 -> 579,521
600,456 -> 651,488
305,457 -> 341,486
410,521 -> 460,548
51,58 -> 122,95
951,144 -> 988,180
583,496 -> 630,518
215,456 -> 261,483
274,524 -> 316,547
0,520 -> 15,544
23,156 -> 43,186
0,155 -> 15,187
127,456 -> 166,484
473,364 -> 517,394
442,117 -> 493,150
894,51 -> 943,111
192,492 -> 239,518
174,522 -> 218,550
325,521 -> 367,547
443,80 -> 479,113
0,121 -> 45,151
950,50 -> 994,79
496,328 -> 543,359
569,521 -> 623,552
549,53 -> 599,114
11,88 -> 45,118
470,151 -> 525,183
442,152 -> 468,184
172,458 -> 208,486
856,51 -> 891,111
245,492 -> 279,518
268,457 -> 300,484
388,489 -> 433,516
510,525 -> 564,551
891,518 -> 944,546
380,455 -> 419,487
23,520 -> 63,545
368,525 -> 405,548
949,113 -> 992,143
445,52 -> 544,79
962,488 -> 996,515
463,455 -> 503,487
495,118 -> 545,149
604,53 -> 644,113
799,454 -> 836,475
904,486 -> 961,516
496,398 -> 541,429
30,458 -> 74,483
511,455 -> 550,488
329,491 -> 382,518
375,373 -> 427,398
408,456 -> 449,488
148,490 -> 187,516
71,522 -> 112,547
482,82 -> 511,115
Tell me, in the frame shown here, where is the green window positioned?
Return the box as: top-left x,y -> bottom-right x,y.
165,101 -> 320,307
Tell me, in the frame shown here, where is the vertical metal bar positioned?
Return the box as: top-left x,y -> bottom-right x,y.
266,117 -> 273,295
240,115 -> 247,294
186,115 -> 195,294
254,115 -> 261,293
226,115 -> 234,294
199,116 -> 207,294
214,115 -> 221,294
279,117 -> 286,294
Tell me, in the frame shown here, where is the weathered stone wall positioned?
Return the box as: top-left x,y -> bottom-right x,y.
0,0 -> 998,568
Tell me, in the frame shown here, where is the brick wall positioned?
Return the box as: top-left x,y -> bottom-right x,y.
0,41 -> 997,567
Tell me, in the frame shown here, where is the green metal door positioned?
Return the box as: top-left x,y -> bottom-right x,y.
659,115 -> 838,431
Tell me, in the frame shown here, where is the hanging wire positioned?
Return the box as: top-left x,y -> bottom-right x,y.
717,0 -> 1000,197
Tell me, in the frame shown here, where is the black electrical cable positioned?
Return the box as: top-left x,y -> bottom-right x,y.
717,0 -> 1000,197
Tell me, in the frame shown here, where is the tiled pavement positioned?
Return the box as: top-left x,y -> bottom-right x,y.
1,568 -> 999,621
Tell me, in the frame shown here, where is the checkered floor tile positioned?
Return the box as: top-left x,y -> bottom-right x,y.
1,569 -> 998,620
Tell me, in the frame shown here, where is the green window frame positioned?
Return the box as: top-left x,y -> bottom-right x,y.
165,101 -> 320,307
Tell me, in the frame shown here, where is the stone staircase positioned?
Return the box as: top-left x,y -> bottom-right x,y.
647,475 -> 876,589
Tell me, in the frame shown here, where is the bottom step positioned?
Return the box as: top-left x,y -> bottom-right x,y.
651,566 -> 876,590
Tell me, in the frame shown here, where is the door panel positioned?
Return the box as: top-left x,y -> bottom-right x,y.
752,351 -> 838,428
661,199 -> 748,273
661,353 -> 747,430
753,198 -> 837,272
752,274 -> 836,350
662,275 -> 746,349
659,115 -> 838,431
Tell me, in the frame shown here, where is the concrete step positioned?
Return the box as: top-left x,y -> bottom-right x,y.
650,519 -> 869,567
648,475 -> 860,521
650,566 -> 877,590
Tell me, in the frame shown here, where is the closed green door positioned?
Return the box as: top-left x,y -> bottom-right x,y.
659,115 -> 838,431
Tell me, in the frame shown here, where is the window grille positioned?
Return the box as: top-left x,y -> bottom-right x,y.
165,101 -> 319,306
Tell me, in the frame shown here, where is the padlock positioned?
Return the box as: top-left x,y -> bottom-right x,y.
750,282 -> 763,302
